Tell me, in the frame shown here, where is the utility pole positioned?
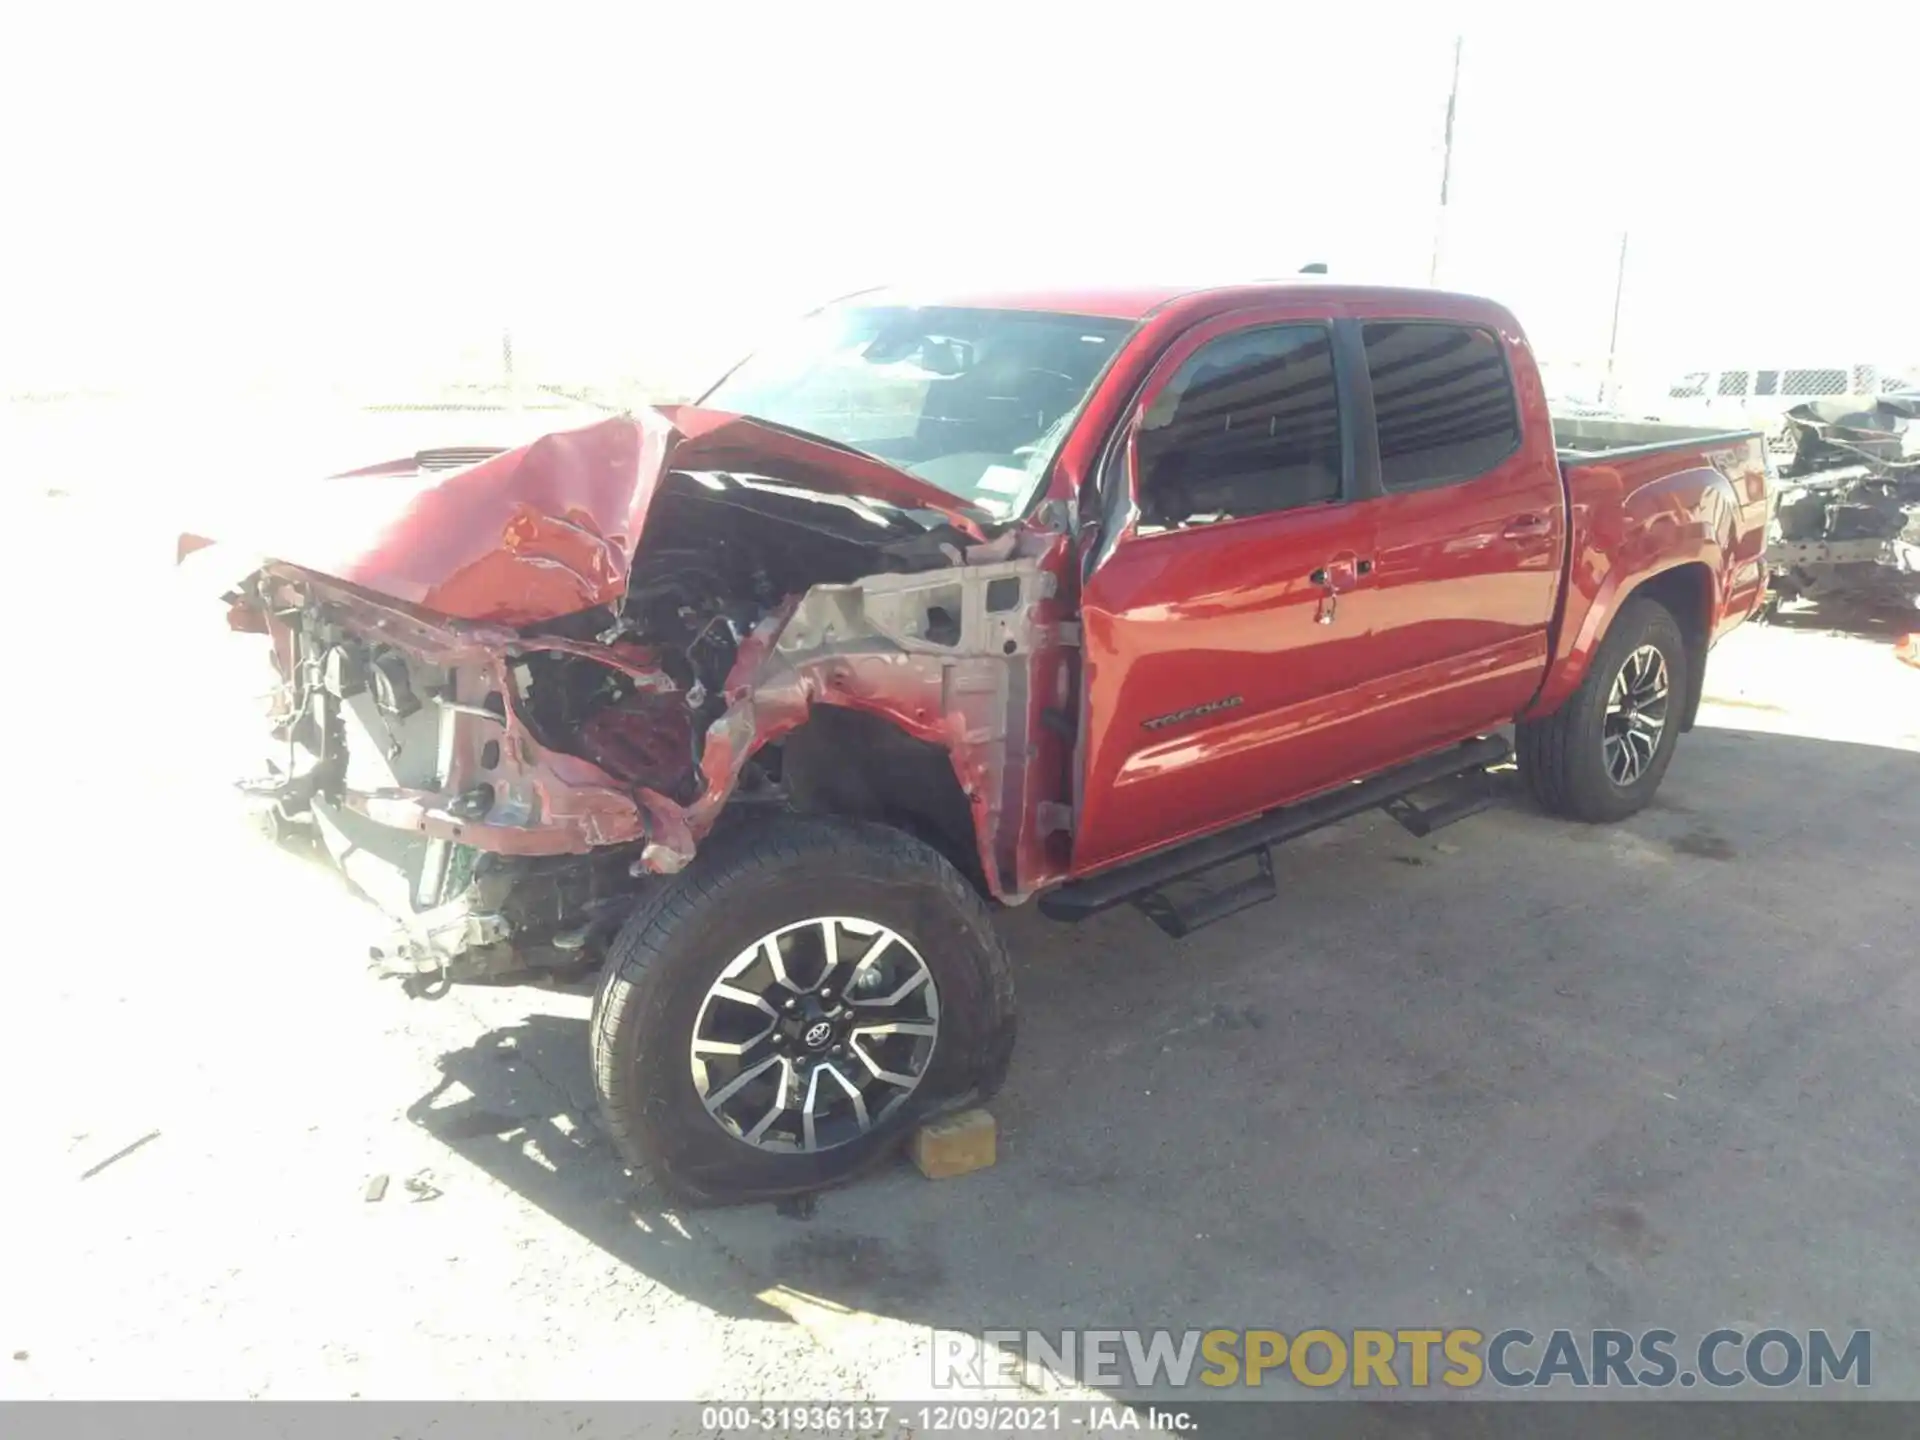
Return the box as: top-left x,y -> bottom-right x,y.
1429,35 -> 1462,286
1602,231 -> 1629,409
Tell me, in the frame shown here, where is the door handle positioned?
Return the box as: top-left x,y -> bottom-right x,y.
1503,514 -> 1552,539
1309,555 -> 1371,624
1309,557 -> 1372,587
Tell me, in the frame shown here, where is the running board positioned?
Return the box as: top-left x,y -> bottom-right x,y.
1039,736 -> 1512,935
1133,849 -> 1275,940
1381,771 -> 1498,838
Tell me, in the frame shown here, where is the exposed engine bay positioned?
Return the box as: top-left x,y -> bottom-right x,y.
511,474 -> 975,798
1768,396 -> 1920,612
232,446 -> 1064,987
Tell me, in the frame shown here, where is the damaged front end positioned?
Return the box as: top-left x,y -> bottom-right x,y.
220,410 -> 1073,986
238,568 -> 705,984
1768,396 -> 1920,612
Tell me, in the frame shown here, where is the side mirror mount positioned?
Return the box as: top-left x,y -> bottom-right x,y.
1080,418 -> 1142,586
1078,516 -> 1103,588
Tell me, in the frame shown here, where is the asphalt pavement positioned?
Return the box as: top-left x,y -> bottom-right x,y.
5,492 -> 1915,1401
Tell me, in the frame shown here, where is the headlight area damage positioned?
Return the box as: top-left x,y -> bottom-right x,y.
211,411 -> 1077,987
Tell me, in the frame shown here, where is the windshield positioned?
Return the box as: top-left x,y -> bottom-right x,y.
701,304 -> 1135,516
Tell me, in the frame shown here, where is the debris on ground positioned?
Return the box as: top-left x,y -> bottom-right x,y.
363,1174 -> 390,1203
403,1169 -> 443,1202
911,1109 -> 997,1180
78,1130 -> 161,1181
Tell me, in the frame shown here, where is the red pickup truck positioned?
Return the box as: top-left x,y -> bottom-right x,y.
204,282 -> 1771,1202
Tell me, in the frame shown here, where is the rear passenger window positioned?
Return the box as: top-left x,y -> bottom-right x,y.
1361,323 -> 1521,490
1135,325 -> 1342,531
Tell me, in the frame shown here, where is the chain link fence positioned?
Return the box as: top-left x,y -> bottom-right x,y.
1536,354 -> 1920,458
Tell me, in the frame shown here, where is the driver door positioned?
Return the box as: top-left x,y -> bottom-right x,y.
1070,303 -> 1385,875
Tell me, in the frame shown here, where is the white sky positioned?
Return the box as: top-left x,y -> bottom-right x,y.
7,0 -> 1919,396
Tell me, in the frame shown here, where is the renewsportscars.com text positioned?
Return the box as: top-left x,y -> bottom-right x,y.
937,1327 -> 1871,1391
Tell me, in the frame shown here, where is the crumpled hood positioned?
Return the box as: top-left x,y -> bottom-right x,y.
184,406 -> 989,626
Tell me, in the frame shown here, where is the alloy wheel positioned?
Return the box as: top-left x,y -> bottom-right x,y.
1603,643 -> 1670,786
688,917 -> 940,1153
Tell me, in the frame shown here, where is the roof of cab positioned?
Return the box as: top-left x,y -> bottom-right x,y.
859,284 -> 1205,320
853,280 -> 1511,327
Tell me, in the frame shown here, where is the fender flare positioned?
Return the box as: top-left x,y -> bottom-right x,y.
1523,464 -> 1737,721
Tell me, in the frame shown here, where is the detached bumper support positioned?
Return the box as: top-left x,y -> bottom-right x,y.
367,911 -> 512,978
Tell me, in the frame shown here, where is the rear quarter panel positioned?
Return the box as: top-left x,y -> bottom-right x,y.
1524,433 -> 1770,719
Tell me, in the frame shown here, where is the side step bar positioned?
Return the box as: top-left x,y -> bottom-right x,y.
1038,736 -> 1512,935
1380,769 -> 1499,838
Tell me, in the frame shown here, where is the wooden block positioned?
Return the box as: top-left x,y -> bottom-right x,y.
911,1108 -> 997,1180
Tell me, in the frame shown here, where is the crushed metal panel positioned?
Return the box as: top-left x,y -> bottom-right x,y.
1767,403 -> 1920,607
664,554 -> 1070,901
188,409 -> 993,629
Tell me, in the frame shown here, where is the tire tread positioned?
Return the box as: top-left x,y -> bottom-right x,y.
589,815 -> 1014,1204
1516,596 -> 1687,824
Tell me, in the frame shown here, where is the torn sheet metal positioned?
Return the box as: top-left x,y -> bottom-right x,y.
250,535 -> 1072,912
1768,398 -> 1920,609
187,409 -> 991,627
666,550 -> 1072,899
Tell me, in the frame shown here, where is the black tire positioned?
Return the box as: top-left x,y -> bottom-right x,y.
590,815 -> 1015,1205
1516,596 -> 1688,823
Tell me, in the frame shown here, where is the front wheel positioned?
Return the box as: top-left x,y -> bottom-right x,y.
1517,596 -> 1689,823
590,816 -> 1015,1204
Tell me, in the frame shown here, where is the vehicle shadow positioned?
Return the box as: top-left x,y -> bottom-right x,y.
405,724 -> 1920,1391
1762,597 -> 1914,643
406,1011 -> 805,1324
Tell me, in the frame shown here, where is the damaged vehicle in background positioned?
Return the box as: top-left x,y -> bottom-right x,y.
1765,394 -> 1920,615
192,283 -> 1771,1202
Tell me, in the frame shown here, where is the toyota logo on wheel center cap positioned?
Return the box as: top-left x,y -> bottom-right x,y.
802,1021 -> 834,1049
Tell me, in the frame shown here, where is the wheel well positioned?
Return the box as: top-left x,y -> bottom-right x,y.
771,707 -> 987,893
1628,562 -> 1712,731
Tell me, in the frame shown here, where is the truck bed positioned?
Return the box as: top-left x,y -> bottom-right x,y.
1552,414 -> 1764,463
1535,417 -> 1774,709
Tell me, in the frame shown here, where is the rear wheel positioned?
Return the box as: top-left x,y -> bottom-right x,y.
591,816 -> 1015,1204
1517,596 -> 1688,823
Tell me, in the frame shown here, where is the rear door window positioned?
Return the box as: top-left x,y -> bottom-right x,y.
1134,325 -> 1343,532
1361,323 -> 1521,490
